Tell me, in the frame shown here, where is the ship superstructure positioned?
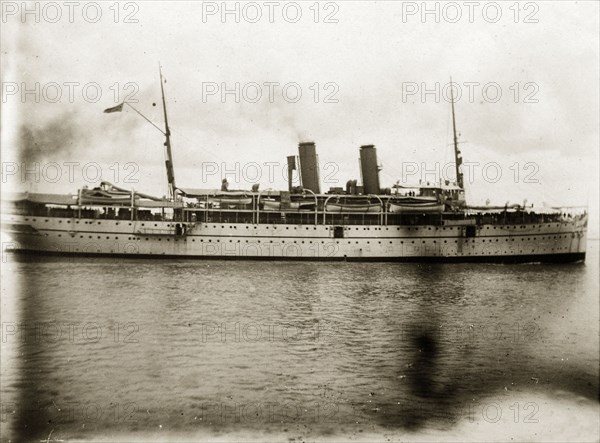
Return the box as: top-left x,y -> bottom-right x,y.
1,73 -> 588,262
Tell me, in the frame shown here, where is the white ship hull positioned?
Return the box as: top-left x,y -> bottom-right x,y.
2,213 -> 587,263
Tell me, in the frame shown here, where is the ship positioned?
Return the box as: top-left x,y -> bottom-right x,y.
1,71 -> 588,263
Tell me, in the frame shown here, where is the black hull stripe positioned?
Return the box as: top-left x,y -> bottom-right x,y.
8,250 -> 586,264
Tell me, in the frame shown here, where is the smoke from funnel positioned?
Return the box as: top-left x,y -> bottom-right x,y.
17,113 -> 81,164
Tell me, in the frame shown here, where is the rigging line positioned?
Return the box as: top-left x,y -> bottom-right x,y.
124,102 -> 166,135
123,100 -> 170,196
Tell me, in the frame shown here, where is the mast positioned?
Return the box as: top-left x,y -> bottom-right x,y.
450,77 -> 464,189
160,64 -> 176,199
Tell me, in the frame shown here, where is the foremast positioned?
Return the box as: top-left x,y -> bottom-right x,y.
160,65 -> 176,200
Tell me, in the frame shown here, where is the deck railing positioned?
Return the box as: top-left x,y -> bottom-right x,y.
6,197 -> 587,228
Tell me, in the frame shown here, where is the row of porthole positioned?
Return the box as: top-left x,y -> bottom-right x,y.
53,233 -> 572,243
53,234 -> 572,246
26,218 -> 136,226
486,248 -> 564,254
203,225 -> 447,231
443,246 -> 567,255
477,236 -> 569,242
485,236 -> 568,241
497,224 -> 564,229
22,217 -> 570,231
199,224 -> 568,231
50,236 -> 568,252
74,235 -> 139,241
74,235 -> 121,239
132,240 -> 567,251
206,225 -> 322,230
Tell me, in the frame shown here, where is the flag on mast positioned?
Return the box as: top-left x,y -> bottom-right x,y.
103,103 -> 124,113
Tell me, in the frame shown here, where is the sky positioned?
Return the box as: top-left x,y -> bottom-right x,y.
1,1 -> 598,235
